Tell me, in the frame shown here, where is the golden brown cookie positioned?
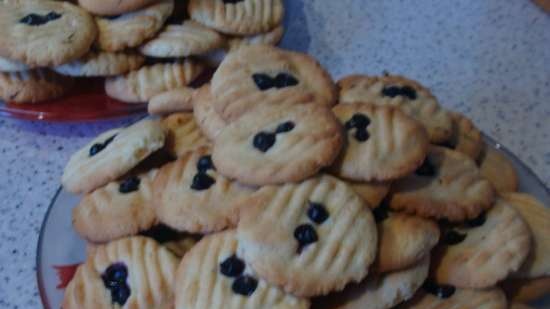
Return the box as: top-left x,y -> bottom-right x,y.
390,146 -> 495,222
192,84 -> 228,140
161,112 -> 210,158
0,69 -> 73,103
338,74 -> 452,143
503,193 -> 550,278
439,112 -> 484,160
228,24 -> 285,50
78,0 -> 157,16
174,231 -> 309,309
432,198 -> 532,288
154,147 -> 256,233
53,51 -> 145,77
237,174 -> 378,297
212,103 -> 343,186
479,145 -> 519,192
348,181 -> 391,208
148,87 -> 196,116
330,103 -> 429,181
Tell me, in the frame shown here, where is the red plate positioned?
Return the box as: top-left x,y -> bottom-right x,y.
0,78 -> 146,121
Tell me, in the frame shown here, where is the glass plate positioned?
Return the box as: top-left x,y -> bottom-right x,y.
0,78 -> 146,121
36,135 -> 550,308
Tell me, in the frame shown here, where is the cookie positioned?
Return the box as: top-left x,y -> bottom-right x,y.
479,145 -> 519,192
188,0 -> 284,35
95,0 -> 174,52
105,61 -> 204,103
390,146 -> 495,222
431,197 -> 532,288
338,75 -> 453,143
503,193 -> 550,278
0,0 -> 97,67
212,103 -> 343,186
161,113 -> 210,158
140,20 -> 225,58
349,181 -> 391,208
148,87 -> 196,116
154,147 -> 256,233
313,256 -> 430,309
211,45 -> 337,121
174,231 -> 309,309
0,69 -> 73,103
62,118 -> 166,194
375,212 -> 439,273
439,112 -> 484,160
397,286 -> 508,309
0,55 -> 28,72
72,170 -> 158,243
63,236 -> 178,309
192,84 -> 228,140
330,103 -> 429,181
532,0 -> 550,12
228,24 -> 285,50
501,277 -> 550,303
78,0 -> 157,16
237,174 -> 378,297
53,51 -> 145,77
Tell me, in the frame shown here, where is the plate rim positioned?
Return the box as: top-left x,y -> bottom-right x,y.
35,134 -> 550,308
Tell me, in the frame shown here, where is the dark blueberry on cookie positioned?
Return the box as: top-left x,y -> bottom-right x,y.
415,158 -> 436,177
274,73 -> 299,88
294,224 -> 318,253
102,263 -> 131,305
89,135 -> 116,157
232,275 -> 258,296
354,128 -> 370,142
220,255 -> 246,278
344,113 -> 370,130
253,132 -> 276,152
197,155 -> 215,172
464,211 -> 487,228
307,202 -> 329,224
275,121 -> 295,134
19,12 -> 62,26
423,280 -> 456,299
252,73 -> 274,91
111,285 -> 131,306
401,86 -> 418,100
119,176 -> 140,194
442,230 -> 467,245
190,173 -> 216,191
382,86 -> 417,100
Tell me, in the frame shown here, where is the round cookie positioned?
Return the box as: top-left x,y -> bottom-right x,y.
78,0 -> 157,16
188,0 -> 284,35
330,103 -> 429,181
72,169 -> 158,243
397,286 -> 508,309
0,0 -> 97,67
161,113 -> 210,158
0,69 -> 73,103
105,61 -> 204,103
95,0 -> 174,52
174,231 -> 309,309
149,87 -> 196,116
63,236 -> 178,309
0,55 -> 29,72
140,20 -> 225,58
211,45 -> 337,121
501,277 -> 550,303
479,145 -> 519,192
439,112 -> 484,160
338,75 -> 453,143
237,174 -> 378,297
212,103 -> 343,186
374,212 -> 439,273
228,24 -> 285,50
61,118 -> 166,194
390,146 -> 495,222
53,51 -> 145,77
192,84 -> 228,140
503,193 -> 550,278
432,198 -> 532,288
348,181 -> 391,208
154,147 -> 256,233
313,256 -> 430,309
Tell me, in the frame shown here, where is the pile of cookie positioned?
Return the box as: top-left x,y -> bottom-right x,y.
60,45 -> 549,309
0,0 -> 284,104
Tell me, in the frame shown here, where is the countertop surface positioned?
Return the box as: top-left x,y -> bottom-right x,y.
0,0 -> 549,307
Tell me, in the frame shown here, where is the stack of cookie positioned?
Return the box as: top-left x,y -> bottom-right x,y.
60,45 -> 549,309
0,0 -> 285,104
